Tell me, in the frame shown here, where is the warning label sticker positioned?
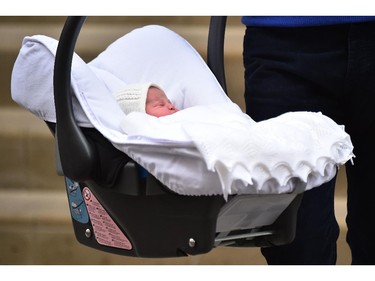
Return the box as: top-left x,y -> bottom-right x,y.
82,187 -> 132,250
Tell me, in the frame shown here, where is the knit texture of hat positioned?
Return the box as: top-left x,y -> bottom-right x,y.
114,83 -> 158,115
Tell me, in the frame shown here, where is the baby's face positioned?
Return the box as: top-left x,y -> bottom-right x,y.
145,87 -> 179,117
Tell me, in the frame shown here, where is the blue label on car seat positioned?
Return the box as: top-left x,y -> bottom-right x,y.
65,177 -> 89,224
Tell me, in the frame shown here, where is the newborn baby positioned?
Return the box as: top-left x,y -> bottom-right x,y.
114,83 -> 178,117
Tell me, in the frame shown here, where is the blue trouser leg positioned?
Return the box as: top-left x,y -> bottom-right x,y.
262,180 -> 339,264
341,22 -> 375,265
346,123 -> 375,264
243,21 -> 375,264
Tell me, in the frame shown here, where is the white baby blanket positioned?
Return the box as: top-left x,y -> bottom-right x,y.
120,102 -> 353,199
11,25 -> 354,200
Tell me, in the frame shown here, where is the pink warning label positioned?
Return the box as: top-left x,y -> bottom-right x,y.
82,187 -> 132,250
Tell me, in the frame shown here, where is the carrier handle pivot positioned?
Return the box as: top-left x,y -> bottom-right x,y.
53,16 -> 94,181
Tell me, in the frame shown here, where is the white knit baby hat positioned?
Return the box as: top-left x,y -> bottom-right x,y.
114,83 -> 161,114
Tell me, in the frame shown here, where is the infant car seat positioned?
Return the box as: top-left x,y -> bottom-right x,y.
50,16 -> 302,258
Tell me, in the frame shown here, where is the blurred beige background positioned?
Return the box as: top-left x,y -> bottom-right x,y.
0,16 -> 350,265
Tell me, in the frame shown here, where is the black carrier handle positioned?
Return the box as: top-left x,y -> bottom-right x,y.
54,16 -> 92,181
207,16 -> 227,93
53,16 -> 228,182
